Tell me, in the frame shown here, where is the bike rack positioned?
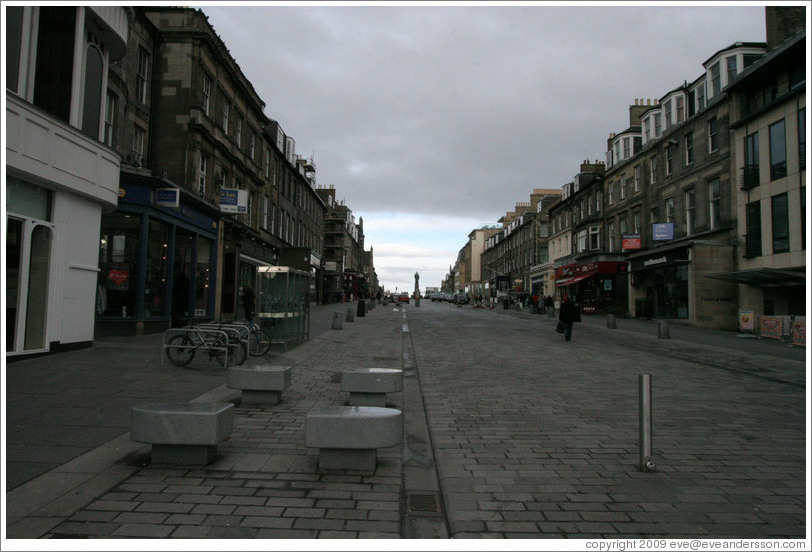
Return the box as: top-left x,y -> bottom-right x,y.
162,327 -> 230,367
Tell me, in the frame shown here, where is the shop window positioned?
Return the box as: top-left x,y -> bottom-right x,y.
144,219 -> 169,317
98,213 -> 140,318
195,237 -> 213,314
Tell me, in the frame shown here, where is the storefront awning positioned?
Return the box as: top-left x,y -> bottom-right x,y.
704,267 -> 806,288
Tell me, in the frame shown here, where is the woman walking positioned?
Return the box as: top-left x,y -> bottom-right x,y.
558,295 -> 578,342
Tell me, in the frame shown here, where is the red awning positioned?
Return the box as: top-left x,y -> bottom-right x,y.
566,272 -> 597,285
555,278 -> 572,286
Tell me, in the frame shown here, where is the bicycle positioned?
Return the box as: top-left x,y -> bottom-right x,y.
243,319 -> 272,356
164,322 -> 247,368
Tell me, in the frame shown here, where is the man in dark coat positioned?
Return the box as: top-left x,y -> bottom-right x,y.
558,294 -> 579,342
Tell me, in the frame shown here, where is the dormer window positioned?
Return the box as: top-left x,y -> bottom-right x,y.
726,55 -> 738,83
710,62 -> 721,97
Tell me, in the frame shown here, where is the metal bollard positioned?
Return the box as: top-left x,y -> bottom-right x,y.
639,374 -> 654,472
331,311 -> 344,330
658,320 -> 670,339
607,314 -> 617,329
346,307 -> 355,322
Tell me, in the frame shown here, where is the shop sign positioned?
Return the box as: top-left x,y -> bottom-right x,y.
622,234 -> 642,249
155,188 -> 179,207
630,249 -> 690,272
108,269 -> 129,285
738,309 -> 755,331
219,188 -> 248,214
791,322 -> 805,347
653,223 -> 674,241
759,316 -> 783,339
604,279 -> 612,291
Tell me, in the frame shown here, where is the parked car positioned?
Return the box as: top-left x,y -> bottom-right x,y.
453,292 -> 469,304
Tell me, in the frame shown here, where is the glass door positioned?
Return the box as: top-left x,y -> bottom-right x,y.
6,216 -> 53,354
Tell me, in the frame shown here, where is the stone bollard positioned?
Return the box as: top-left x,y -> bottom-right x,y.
331,311 -> 344,330
607,314 -> 617,329
658,320 -> 670,339
346,307 -> 355,323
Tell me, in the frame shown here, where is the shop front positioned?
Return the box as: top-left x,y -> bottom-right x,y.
220,223 -> 278,321
95,176 -> 219,336
555,261 -> 628,315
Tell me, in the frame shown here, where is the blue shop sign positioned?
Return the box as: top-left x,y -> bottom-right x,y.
155,188 -> 179,207
653,223 -> 674,241
118,183 -> 153,206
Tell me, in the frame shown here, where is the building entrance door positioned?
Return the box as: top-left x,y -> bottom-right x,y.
6,217 -> 53,354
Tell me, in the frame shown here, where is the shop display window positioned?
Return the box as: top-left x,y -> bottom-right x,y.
98,213 -> 140,318
144,219 -> 168,317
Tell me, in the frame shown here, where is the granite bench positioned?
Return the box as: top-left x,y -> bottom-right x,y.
130,402 -> 234,465
228,364 -> 292,404
305,406 -> 403,471
341,368 -> 403,407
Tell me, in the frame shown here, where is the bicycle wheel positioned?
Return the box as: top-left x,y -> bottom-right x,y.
248,329 -> 272,356
212,336 -> 247,368
166,334 -> 195,366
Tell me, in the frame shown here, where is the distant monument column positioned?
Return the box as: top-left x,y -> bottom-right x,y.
414,271 -> 420,307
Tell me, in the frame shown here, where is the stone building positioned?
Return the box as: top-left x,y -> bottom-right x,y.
6,6 -> 130,354
316,186 -> 365,303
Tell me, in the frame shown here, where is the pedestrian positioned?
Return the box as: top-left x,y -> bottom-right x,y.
242,284 -> 255,321
558,294 -> 579,342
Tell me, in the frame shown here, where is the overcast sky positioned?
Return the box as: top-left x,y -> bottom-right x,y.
202,2 -> 768,293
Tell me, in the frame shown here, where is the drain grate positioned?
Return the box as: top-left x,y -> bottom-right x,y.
407,492 -> 442,516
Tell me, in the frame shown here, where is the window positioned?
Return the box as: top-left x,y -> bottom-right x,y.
81,46 -> 104,138
665,100 -> 672,129
771,193 -> 789,253
688,89 -> 696,118
665,197 -> 675,223
219,169 -> 228,190
608,222 -> 615,252
236,115 -> 243,148
649,208 -> 658,225
33,7 -> 76,123
577,230 -> 587,252
710,62 -> 721,96
666,144 -> 674,176
198,154 -> 208,196
654,113 -> 662,137
136,47 -> 149,104
697,81 -> 706,111
222,99 -> 230,133
650,157 -> 657,184
132,125 -> 145,162
202,74 -> 211,116
633,165 -> 641,192
632,210 -> 641,234
250,129 -> 256,160
708,178 -> 720,230
745,200 -> 761,257
644,118 -> 651,142
676,96 -> 685,124
744,131 -> 759,189
623,137 -> 631,158
684,189 -> 695,235
6,6 -> 23,92
265,147 -> 271,178
769,119 -> 786,180
799,109 -> 806,170
246,190 -> 253,227
596,189 -> 602,212
589,226 -> 600,250
619,175 -> 626,200
726,55 -> 737,85
708,117 -> 719,153
802,187 -> 806,250
685,132 -> 694,165
104,92 -> 116,147
619,217 -> 628,235
608,181 -> 614,205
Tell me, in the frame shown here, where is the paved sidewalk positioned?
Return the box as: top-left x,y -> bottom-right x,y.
3,300 -> 808,542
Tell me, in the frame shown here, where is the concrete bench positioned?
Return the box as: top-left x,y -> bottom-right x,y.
341,368 -> 403,407
305,406 -> 403,471
228,364 -> 292,404
130,402 -> 234,465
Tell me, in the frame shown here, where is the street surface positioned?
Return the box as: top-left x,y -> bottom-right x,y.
4,300 -> 807,541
